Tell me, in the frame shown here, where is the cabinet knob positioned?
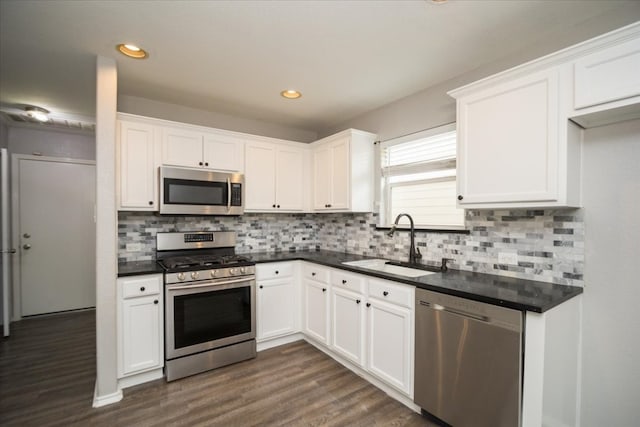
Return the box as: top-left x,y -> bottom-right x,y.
272,204 -> 276,208
148,201 -> 153,206
322,288 -> 327,292
312,272 -> 316,276
383,291 -> 389,297
457,195 -> 463,201
366,302 -> 371,307
342,279 -> 347,284
205,162 -> 209,167
140,286 -> 145,292
275,270 -> 279,275
356,299 -> 361,304
199,161 -> 203,166
154,300 -> 158,305
328,204 -> 332,208
277,205 -> 280,208
259,285 -> 263,289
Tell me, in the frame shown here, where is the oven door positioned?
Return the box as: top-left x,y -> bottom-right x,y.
165,277 -> 256,360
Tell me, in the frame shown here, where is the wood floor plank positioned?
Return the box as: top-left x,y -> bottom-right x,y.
1,310 -> 437,426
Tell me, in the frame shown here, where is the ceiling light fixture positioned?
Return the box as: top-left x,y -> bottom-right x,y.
116,43 -> 148,59
24,106 -> 50,122
280,90 -> 302,99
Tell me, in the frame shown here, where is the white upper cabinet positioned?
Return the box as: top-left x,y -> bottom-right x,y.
244,139 -> 308,212
117,119 -> 160,211
161,126 -> 245,172
454,68 -> 581,208
312,129 -> 376,212
573,37 -> 640,110
449,22 -> 640,209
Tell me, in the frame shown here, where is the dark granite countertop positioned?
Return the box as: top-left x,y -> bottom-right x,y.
248,250 -> 583,313
118,260 -> 164,277
118,250 -> 582,312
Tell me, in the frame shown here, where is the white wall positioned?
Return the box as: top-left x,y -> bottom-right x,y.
319,5 -> 640,141
118,95 -> 318,143
581,119 -> 640,426
7,126 -> 95,160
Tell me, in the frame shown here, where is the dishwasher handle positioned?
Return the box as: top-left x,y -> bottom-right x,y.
419,300 -> 489,323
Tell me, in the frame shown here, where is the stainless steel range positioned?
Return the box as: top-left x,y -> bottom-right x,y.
157,231 -> 256,382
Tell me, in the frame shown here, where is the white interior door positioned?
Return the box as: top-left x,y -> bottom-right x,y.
1,148 -> 13,335
17,157 -> 96,316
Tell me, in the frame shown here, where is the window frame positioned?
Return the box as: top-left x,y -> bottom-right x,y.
375,123 -> 467,232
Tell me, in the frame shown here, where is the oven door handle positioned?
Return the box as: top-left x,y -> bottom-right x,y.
168,277 -> 252,291
227,177 -> 231,212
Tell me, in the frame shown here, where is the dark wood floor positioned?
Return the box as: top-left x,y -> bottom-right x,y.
1,310 -> 436,426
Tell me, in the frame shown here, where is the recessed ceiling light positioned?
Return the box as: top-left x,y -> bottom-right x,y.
280,90 -> 302,99
24,106 -> 50,122
116,43 -> 148,59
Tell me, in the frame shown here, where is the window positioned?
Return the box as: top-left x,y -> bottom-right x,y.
378,123 -> 464,229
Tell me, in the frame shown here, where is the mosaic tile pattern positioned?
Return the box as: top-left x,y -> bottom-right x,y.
118,209 -> 584,287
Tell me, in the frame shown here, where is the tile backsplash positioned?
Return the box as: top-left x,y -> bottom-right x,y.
118,209 -> 584,287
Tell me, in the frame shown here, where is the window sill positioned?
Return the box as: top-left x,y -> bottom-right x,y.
375,226 -> 469,235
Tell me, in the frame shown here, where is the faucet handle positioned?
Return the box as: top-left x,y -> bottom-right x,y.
415,247 -> 422,259
441,257 -> 454,271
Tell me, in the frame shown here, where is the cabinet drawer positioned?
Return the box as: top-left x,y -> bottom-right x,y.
302,263 -> 329,282
331,270 -> 365,293
256,262 -> 294,280
122,275 -> 161,299
368,278 -> 413,308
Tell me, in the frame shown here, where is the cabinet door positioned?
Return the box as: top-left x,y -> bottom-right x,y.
329,138 -> 350,209
457,68 -> 559,205
275,146 -> 304,210
303,279 -> 329,345
574,38 -> 640,109
203,133 -> 244,172
245,141 -> 276,210
313,145 -> 332,209
118,120 -> 157,210
367,299 -> 412,395
331,287 -> 365,366
257,277 -> 297,340
161,126 -> 203,168
121,295 -> 162,376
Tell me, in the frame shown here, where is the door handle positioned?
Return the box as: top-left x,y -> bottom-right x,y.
23,244 -> 31,250
1,249 -> 16,254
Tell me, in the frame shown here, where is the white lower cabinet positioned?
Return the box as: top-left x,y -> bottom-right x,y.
367,298 -> 413,395
302,278 -> 330,345
117,274 -> 164,380
330,287 -> 365,366
256,262 -> 298,341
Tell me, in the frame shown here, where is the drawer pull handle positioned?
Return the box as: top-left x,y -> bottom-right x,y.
322,288 -> 327,292
356,299 -> 361,304
366,302 -> 371,307
140,286 -> 145,292
383,291 -> 389,297
342,279 -> 347,284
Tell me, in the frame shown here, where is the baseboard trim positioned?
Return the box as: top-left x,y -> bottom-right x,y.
257,333 -> 304,352
92,382 -> 123,408
118,368 -> 164,390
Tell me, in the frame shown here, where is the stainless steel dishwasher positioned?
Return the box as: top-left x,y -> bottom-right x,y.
414,288 -> 523,427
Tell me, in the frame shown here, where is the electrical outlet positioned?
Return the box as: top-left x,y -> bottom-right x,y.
498,252 -> 518,265
126,243 -> 142,252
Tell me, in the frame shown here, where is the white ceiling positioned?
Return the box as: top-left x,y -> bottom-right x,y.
1,1 -> 639,133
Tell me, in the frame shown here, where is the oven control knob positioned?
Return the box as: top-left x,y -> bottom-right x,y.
177,273 -> 186,281
191,271 -> 199,280
240,267 -> 246,274
229,268 -> 236,276
210,270 -> 217,278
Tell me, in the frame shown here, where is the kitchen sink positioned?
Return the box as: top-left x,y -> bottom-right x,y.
341,259 -> 437,278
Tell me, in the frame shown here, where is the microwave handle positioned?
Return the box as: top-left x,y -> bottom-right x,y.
227,177 -> 231,212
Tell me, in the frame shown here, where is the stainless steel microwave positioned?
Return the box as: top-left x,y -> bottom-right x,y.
159,166 -> 244,215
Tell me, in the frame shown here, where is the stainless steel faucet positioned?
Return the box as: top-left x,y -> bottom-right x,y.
387,213 -> 422,264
